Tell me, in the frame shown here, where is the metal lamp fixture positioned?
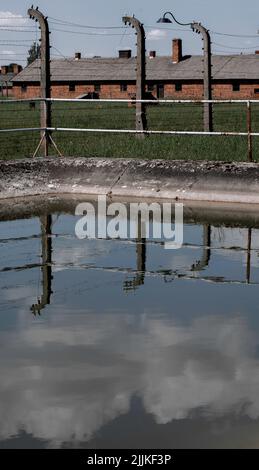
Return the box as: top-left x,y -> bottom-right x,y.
157,12 -> 191,26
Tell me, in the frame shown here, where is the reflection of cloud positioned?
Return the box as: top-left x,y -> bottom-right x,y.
3,286 -> 35,302
212,227 -> 259,268
52,239 -> 110,272
0,307 -> 259,447
147,29 -> 167,41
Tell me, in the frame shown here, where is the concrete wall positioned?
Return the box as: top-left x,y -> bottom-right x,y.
2,158 -> 259,205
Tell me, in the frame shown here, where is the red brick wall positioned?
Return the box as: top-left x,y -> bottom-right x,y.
164,83 -> 203,99
13,83 -> 136,99
1,87 -> 13,97
13,84 -> 41,99
12,82 -> 259,100
164,83 -> 259,99
213,83 -> 259,99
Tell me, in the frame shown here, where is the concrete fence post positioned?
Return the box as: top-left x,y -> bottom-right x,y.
28,7 -> 51,157
123,15 -> 147,138
247,101 -> 253,162
192,23 -> 213,132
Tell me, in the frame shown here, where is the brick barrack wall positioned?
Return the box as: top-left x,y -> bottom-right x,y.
12,82 -> 259,100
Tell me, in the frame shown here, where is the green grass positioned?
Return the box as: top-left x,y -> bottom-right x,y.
0,100 -> 258,161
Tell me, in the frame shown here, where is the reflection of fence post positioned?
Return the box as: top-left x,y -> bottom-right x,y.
246,227 -> 252,284
247,101 -> 253,162
124,213 -> 146,291
123,15 -> 147,138
136,213 -> 146,278
31,215 -> 53,315
28,7 -> 51,157
192,23 -> 213,132
191,225 -> 211,272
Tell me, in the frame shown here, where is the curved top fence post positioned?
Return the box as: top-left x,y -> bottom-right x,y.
123,15 -> 147,137
28,6 -> 51,156
192,22 -> 213,132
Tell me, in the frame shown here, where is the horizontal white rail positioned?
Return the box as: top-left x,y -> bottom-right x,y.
0,127 -> 257,137
1,98 -> 259,104
47,127 -> 253,137
0,127 -> 45,133
0,99 -> 43,104
46,98 -> 259,104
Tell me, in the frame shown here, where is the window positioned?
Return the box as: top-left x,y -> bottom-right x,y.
232,83 -> 240,92
21,84 -> 27,93
94,83 -> 101,92
147,84 -> 154,92
254,88 -> 259,94
69,83 -> 75,92
120,83 -> 128,92
175,83 -> 182,92
157,84 -> 164,99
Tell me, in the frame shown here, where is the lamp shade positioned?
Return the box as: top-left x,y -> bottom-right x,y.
157,17 -> 172,24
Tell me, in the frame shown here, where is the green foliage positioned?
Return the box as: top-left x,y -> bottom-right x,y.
27,42 -> 41,65
0,101 -> 258,161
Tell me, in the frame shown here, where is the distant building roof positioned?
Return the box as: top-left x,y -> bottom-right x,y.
12,54 -> 259,83
0,72 -> 15,87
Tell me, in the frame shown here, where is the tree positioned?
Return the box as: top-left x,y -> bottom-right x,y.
27,42 -> 41,65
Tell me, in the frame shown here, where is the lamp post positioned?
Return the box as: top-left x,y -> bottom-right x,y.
157,12 -> 213,132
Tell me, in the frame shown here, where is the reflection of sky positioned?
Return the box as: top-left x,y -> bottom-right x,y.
1,215 -> 259,448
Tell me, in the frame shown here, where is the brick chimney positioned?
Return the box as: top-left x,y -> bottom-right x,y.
12,64 -> 22,74
149,51 -> 156,59
119,49 -> 132,59
75,52 -> 81,60
1,65 -> 8,75
172,39 -> 182,64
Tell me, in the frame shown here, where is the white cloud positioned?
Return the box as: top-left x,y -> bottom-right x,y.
0,11 -> 27,27
1,50 -> 15,56
146,29 -> 167,41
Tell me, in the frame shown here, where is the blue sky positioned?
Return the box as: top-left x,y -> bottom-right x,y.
0,0 -> 259,66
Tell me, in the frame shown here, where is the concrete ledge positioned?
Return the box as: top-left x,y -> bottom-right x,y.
1,194 -> 259,228
1,157 -> 259,204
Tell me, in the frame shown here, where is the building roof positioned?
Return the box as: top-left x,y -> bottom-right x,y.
0,73 -> 15,87
12,54 -> 259,83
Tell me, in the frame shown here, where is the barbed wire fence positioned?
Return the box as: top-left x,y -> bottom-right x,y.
0,98 -> 259,161
1,11 -> 259,161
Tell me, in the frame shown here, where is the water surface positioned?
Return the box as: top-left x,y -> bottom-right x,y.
1,199 -> 259,449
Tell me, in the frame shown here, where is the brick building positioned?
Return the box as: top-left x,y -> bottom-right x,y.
0,63 -> 23,97
12,39 -> 259,100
